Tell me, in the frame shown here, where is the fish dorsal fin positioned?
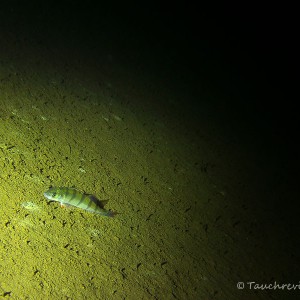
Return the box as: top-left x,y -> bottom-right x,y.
99,199 -> 109,207
87,195 -> 109,208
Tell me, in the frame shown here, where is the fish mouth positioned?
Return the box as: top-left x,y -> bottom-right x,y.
44,192 -> 52,199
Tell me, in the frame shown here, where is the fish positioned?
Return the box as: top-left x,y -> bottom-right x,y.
44,187 -> 116,217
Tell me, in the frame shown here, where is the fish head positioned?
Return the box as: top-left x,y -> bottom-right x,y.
44,187 -> 60,201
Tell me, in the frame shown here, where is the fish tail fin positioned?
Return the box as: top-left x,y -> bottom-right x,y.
105,210 -> 118,217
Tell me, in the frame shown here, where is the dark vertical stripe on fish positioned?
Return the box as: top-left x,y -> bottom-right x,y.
77,193 -> 86,207
86,197 -> 95,210
63,188 -> 68,199
69,189 -> 78,203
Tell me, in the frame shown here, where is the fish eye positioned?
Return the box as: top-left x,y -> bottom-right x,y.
52,192 -> 57,197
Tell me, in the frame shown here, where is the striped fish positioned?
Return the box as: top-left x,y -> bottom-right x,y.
44,187 -> 115,217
